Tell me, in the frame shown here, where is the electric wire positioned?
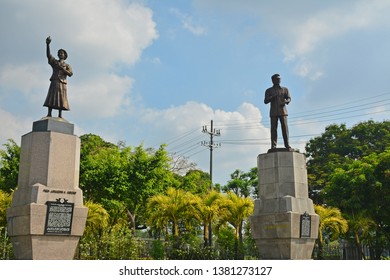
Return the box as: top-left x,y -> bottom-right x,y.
164,91 -> 390,160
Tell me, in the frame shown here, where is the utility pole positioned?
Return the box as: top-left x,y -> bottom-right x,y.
201,120 -> 221,246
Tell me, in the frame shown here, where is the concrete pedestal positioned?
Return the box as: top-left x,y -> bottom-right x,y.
250,151 -> 319,259
6,118 -> 88,259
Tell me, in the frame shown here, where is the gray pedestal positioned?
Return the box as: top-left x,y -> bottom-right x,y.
250,151 -> 319,259
6,118 -> 88,259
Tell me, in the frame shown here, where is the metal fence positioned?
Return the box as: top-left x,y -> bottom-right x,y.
2,231 -> 389,260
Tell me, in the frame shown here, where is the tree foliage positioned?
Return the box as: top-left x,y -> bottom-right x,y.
146,187 -> 200,238
218,192 -> 254,240
178,169 -> 211,195
307,120 -> 390,258
0,139 -> 20,193
79,134 -> 177,234
196,190 -> 223,246
326,150 -> 390,258
314,205 -> 348,260
222,168 -> 258,198
0,134 -> 258,259
305,120 -> 390,204
217,192 -> 254,259
0,190 -> 12,228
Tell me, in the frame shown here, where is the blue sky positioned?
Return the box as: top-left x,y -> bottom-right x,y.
1,0 -> 390,185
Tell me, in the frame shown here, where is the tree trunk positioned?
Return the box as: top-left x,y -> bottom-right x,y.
126,209 -> 136,236
235,226 -> 240,259
317,231 -> 324,260
203,222 -> 209,247
354,232 -> 365,260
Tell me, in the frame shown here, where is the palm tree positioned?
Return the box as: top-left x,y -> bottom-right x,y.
0,190 -> 12,229
83,200 -> 109,235
314,204 -> 348,259
218,192 -> 254,258
197,190 -> 223,246
78,200 -> 109,259
146,187 -> 200,239
347,212 -> 376,259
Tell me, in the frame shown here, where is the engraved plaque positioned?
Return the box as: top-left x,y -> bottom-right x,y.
300,212 -> 311,238
45,200 -> 74,235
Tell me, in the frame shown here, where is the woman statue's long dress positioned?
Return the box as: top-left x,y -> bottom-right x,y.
43,36 -> 73,118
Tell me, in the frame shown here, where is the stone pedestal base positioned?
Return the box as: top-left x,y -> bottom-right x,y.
250,151 -> 319,259
7,118 -> 88,260
8,235 -> 81,260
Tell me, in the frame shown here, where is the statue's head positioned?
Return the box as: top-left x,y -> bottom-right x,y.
271,74 -> 281,85
57,49 -> 68,60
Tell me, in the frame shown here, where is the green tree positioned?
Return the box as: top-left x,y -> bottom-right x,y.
126,144 -> 178,233
223,168 -> 258,198
83,200 -> 109,236
179,169 -> 211,195
0,139 -> 20,193
78,200 -> 109,259
347,212 -> 376,260
326,150 -> 390,258
218,192 -> 254,259
305,120 -> 390,204
0,190 -> 12,228
78,200 -> 145,260
0,189 -> 13,260
80,139 -> 131,204
79,135 -> 176,236
196,190 -> 223,246
146,187 -> 200,239
314,205 -> 348,260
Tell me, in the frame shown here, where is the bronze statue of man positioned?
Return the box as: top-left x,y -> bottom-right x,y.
43,36 -> 73,118
264,74 -> 292,150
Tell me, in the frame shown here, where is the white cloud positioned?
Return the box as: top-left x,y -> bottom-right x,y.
0,64 -> 47,97
214,103 -> 270,183
0,108 -> 31,145
140,101 -> 213,131
147,57 -> 162,64
138,101 -> 268,184
195,0 -> 390,79
66,0 -> 159,69
170,8 -> 207,36
291,59 -> 323,81
72,74 -> 134,118
0,0 -> 158,121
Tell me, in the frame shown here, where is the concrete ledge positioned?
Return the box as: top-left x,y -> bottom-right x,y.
33,117 -> 74,135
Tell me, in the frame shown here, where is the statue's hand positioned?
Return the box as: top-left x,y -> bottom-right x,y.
46,36 -> 52,45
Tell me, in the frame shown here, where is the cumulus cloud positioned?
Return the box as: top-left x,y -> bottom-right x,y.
0,0 -> 158,122
66,0 -> 159,69
141,101 -> 213,130
138,101 -> 269,183
0,108 -> 31,145
0,64 -> 47,98
72,74 -> 134,118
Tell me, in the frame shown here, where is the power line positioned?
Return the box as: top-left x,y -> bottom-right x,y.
213,92 -> 390,128
168,134 -> 205,151
164,91 -> 390,161
291,91 -> 390,117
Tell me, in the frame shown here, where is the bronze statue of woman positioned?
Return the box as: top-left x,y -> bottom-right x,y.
43,36 -> 73,118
